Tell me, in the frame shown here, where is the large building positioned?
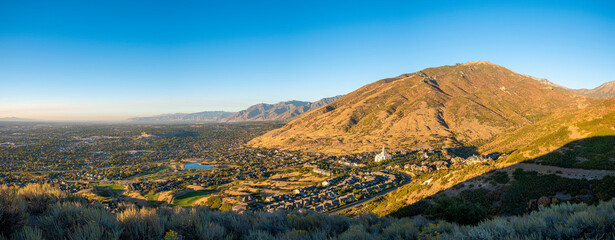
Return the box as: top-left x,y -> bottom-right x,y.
374,147 -> 392,162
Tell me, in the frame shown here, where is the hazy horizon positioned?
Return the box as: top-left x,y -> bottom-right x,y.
2,1 -> 614,121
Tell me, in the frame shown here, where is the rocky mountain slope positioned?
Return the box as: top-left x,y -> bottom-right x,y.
222,96 -> 341,122
249,61 -> 595,154
573,81 -> 615,99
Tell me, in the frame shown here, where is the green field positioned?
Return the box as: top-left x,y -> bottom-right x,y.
144,192 -> 160,202
172,190 -> 214,207
91,183 -> 125,197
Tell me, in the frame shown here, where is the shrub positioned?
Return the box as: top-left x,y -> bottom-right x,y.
337,225 -> 372,240
426,196 -> 488,225
0,186 -> 27,236
9,226 -> 42,240
37,202 -> 121,240
206,196 -> 222,209
2,183 -> 615,240
196,221 -> 227,240
164,230 -> 183,240
491,171 -> 510,184
17,184 -> 66,214
245,230 -> 275,240
381,217 -> 420,240
117,207 -> 164,240
390,200 -> 431,218
592,176 -> 615,201
201,210 -> 251,238
437,200 -> 615,239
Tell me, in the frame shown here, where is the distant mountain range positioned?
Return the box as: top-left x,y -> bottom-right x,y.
128,111 -> 234,123
128,96 -> 342,123
0,117 -> 37,122
249,61 -> 602,154
572,81 -> 615,99
521,75 -> 615,99
223,96 -> 342,122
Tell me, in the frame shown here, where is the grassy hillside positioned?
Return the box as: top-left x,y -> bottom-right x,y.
249,61 -> 594,154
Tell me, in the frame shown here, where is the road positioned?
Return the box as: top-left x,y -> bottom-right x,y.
328,172 -> 412,215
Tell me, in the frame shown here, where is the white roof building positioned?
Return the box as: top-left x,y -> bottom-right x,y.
374,147 -> 392,162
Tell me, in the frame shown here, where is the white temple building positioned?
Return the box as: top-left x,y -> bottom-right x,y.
374,147 -> 392,162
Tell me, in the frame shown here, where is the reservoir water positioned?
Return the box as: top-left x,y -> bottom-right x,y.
183,163 -> 214,170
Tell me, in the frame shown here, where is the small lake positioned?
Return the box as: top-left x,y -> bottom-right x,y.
183,163 -> 214,170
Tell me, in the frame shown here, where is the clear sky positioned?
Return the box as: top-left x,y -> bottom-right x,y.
1,0 -> 614,121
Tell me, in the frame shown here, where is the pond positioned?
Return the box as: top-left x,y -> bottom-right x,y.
183,163 -> 214,170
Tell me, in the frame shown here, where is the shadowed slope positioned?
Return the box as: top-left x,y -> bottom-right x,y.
250,61 -> 594,154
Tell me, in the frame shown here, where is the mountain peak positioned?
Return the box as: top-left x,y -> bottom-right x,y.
462,60 -> 497,66
249,62 -> 595,154
597,80 -> 615,88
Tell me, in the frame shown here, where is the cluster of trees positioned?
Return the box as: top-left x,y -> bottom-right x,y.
535,135 -> 615,170
2,184 -> 615,240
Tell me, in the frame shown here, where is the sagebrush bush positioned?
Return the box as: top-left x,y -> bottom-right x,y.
437,200 -> 615,240
381,217 -> 420,240
196,221 -> 228,240
163,230 -> 183,240
0,185 -> 27,237
17,183 -> 66,214
117,207 -> 164,240
337,225 -> 373,240
37,202 -> 121,240
9,226 -> 42,240
2,184 -> 615,240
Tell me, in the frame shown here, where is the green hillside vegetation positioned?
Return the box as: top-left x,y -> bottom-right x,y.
2,184 -> 615,240
392,169 -> 615,223
481,98 -> 615,170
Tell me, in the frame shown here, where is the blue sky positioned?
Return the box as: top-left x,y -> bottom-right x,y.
1,0 -> 614,121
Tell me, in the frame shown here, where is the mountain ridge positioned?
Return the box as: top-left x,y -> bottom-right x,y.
128,111 -> 234,123
222,96 -> 342,122
572,80 -> 615,99
249,61 -> 596,154
128,96 -> 342,123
